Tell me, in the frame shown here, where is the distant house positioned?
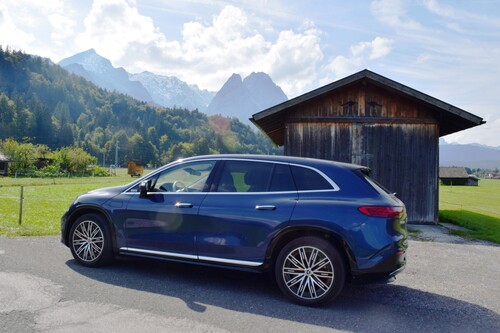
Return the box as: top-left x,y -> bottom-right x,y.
439,167 -> 479,186
0,151 -> 13,176
126,160 -> 145,177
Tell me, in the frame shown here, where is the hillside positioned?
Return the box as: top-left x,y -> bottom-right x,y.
0,47 -> 280,165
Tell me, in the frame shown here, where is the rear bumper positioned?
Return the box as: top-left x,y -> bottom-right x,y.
351,249 -> 406,283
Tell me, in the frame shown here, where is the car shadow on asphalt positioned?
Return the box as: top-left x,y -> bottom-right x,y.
65,256 -> 500,332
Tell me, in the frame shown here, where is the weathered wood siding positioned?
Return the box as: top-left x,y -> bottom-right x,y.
283,83 -> 440,223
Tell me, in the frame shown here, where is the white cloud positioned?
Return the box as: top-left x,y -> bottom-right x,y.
77,0 -> 167,62
371,0 -> 422,30
0,0 -> 80,60
422,0 -> 500,30
262,28 -> 323,97
49,13 -> 76,42
74,2 -> 324,96
369,36 -> 393,59
323,37 -> 393,80
0,3 -> 35,48
443,117 -> 500,147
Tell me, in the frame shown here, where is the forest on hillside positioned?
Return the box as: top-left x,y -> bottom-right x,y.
0,47 -> 279,168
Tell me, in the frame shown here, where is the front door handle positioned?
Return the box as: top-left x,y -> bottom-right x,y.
175,202 -> 193,208
255,205 -> 276,211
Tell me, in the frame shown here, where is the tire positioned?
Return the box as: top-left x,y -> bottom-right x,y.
69,213 -> 114,267
275,236 -> 345,306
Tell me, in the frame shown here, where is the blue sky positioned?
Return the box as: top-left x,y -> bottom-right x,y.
1,0 -> 499,146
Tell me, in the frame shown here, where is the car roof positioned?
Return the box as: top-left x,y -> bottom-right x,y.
177,154 -> 368,172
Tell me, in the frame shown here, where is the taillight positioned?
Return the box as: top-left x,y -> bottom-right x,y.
358,206 -> 405,218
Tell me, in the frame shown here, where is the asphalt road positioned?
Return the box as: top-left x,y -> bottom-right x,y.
1,227 -> 499,333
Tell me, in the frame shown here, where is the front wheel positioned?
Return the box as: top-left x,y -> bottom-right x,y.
275,236 -> 346,306
69,213 -> 114,267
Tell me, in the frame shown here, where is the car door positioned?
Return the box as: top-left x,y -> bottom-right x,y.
197,160 -> 298,266
121,160 -> 216,258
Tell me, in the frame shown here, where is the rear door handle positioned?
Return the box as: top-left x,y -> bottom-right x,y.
255,205 -> 276,211
175,202 -> 193,208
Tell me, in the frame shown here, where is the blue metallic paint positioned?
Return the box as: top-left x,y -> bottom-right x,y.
61,154 -> 407,280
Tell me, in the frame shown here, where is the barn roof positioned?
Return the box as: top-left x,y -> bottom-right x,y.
439,167 -> 469,179
0,152 -> 13,162
250,69 -> 485,146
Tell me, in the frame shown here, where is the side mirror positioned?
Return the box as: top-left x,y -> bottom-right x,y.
139,180 -> 152,198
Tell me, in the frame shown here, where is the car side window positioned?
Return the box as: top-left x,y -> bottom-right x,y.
151,161 -> 215,192
215,161 -> 274,192
269,164 -> 296,192
290,165 -> 333,191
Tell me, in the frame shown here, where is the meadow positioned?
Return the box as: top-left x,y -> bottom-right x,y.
439,178 -> 500,243
0,169 -> 135,236
1,173 -> 499,243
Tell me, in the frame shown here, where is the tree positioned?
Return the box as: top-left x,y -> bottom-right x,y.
0,138 -> 37,174
53,146 -> 96,175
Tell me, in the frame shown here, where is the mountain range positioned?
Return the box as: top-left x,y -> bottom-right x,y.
439,141 -> 500,169
59,49 -> 154,104
58,49 -> 287,122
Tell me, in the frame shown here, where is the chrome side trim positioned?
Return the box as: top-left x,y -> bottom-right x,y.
120,247 -> 197,260
120,247 -> 264,267
198,256 -> 263,267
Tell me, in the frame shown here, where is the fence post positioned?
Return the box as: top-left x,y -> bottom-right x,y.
18,186 -> 24,225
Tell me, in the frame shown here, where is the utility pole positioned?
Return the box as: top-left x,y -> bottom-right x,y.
115,140 -> 119,166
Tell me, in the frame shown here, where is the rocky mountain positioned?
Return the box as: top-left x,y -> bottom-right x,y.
129,71 -> 214,112
59,49 -> 215,111
206,72 -> 288,124
59,49 -> 153,103
439,142 -> 500,169
59,50 -> 287,123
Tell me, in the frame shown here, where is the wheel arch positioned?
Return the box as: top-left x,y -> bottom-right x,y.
64,206 -> 118,253
264,226 -> 355,277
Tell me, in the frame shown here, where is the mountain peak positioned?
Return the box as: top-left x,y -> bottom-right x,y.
226,73 -> 243,84
59,50 -> 153,103
206,72 -> 287,124
59,49 -> 112,74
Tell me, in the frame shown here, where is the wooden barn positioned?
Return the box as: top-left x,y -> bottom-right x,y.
439,167 -> 479,186
251,70 -> 484,224
0,151 -> 12,176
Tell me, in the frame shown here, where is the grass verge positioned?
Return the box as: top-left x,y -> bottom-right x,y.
439,210 -> 500,244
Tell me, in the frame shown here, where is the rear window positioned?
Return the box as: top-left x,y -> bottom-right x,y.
291,166 -> 333,191
362,174 -> 394,196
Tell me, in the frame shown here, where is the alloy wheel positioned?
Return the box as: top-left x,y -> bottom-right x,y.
282,246 -> 334,300
72,220 -> 104,262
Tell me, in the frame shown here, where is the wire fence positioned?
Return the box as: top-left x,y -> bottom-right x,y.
0,179 -> 127,231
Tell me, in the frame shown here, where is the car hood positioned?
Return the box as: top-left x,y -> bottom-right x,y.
74,184 -> 129,205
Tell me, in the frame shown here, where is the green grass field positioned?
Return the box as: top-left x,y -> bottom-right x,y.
0,169 -> 135,236
439,179 -> 500,244
1,173 -> 499,243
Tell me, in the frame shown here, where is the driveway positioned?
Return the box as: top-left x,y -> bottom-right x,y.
1,226 -> 499,333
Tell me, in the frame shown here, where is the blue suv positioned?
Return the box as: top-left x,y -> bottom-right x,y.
61,154 -> 407,306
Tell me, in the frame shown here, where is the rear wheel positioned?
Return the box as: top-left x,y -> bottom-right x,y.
69,213 -> 114,267
275,236 -> 345,306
